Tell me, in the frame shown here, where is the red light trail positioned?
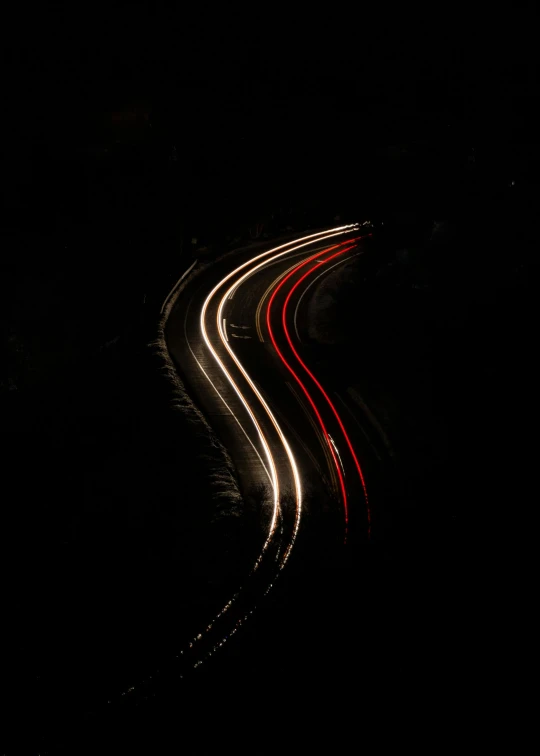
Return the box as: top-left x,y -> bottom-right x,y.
266,236 -> 371,536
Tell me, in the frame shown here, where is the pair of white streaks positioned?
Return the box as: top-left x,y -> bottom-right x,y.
116,224 -> 361,701
199,223 -> 359,567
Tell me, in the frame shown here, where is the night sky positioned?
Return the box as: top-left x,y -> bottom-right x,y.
4,6 -> 539,130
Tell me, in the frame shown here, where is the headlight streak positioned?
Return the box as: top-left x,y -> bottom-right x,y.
212,226 -> 360,567
201,302 -> 281,542
328,434 -> 346,477
254,248 -> 331,341
279,242 -> 372,533
183,297 -> 273,486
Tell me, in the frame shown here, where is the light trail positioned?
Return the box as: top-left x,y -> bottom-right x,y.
212,229 -> 360,563
183,297 -> 273,486
254,249 -> 327,341
255,259 -> 307,342
266,241 -> 358,533
190,225 -> 361,653
111,225 -> 365,701
285,380 -> 338,492
280,243 -> 372,532
328,435 -> 346,477
192,228 -> 359,599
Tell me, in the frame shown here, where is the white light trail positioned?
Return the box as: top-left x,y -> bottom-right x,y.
184,226 -> 360,659
328,434 -> 346,477
115,226 -> 361,695
214,226 -> 359,563
200,225 -> 359,553
183,303 -> 273,485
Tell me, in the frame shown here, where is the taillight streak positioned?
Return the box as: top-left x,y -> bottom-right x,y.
282,243 -> 371,531
267,238 -> 371,534
266,240 -> 359,532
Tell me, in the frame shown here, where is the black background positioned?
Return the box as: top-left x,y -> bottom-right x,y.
2,4 -> 539,753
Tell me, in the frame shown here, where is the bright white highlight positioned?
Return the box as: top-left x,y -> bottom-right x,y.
200,225 -> 359,559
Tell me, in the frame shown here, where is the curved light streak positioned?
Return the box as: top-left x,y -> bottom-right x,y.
183,297 -> 273,485
213,229 -> 360,562
328,434 -> 346,477
201,295 -> 281,540
266,241 -> 358,532
186,228 -> 360,649
280,243 -> 372,531
188,227 -> 362,656
253,249 -> 326,341
113,225 -> 364,700
198,225 -> 358,553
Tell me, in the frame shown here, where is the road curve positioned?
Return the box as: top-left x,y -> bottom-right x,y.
109,225 -> 373,706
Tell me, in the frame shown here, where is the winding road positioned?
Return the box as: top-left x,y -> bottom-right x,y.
101,225 -> 376,714
162,225 -> 373,666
